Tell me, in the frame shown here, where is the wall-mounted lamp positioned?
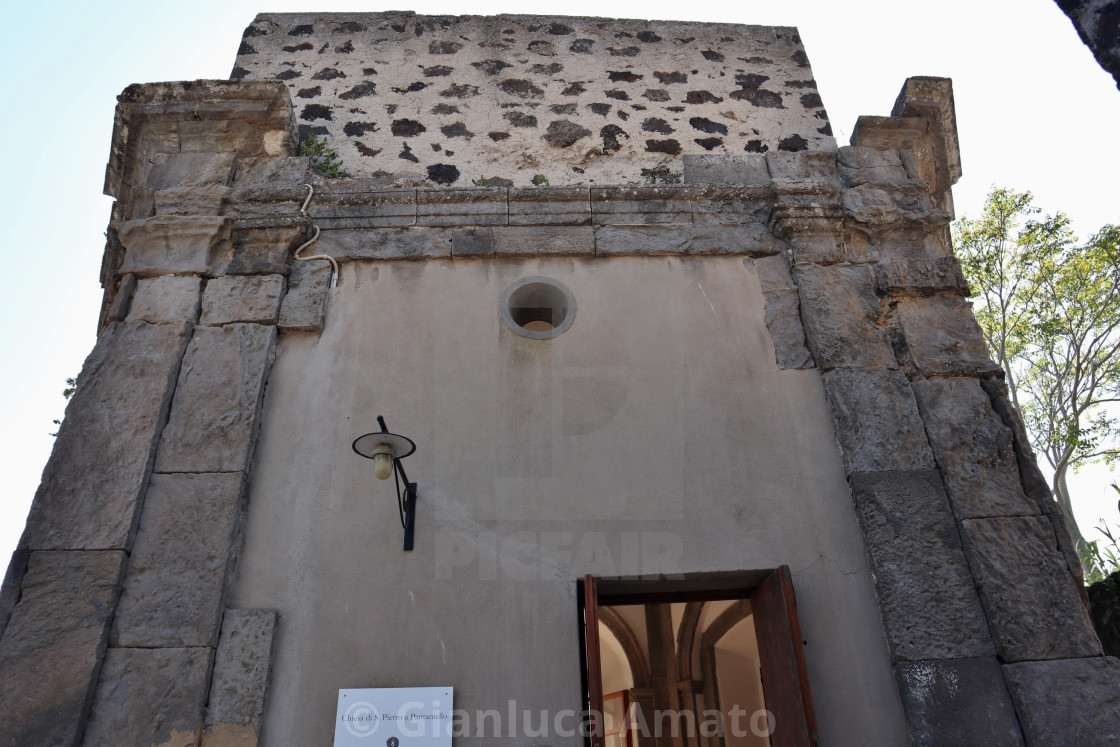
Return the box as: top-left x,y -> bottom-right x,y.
352,416 -> 418,551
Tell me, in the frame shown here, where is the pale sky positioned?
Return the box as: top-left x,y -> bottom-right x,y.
2,0 -> 1118,565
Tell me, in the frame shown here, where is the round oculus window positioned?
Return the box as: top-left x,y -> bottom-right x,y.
499,277 -> 577,339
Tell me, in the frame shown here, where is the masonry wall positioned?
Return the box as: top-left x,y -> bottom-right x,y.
2,12 -> 1119,747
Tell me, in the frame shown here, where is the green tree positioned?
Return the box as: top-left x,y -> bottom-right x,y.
954,188 -> 1120,561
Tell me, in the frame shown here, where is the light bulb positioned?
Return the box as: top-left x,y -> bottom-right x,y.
373,451 -> 393,480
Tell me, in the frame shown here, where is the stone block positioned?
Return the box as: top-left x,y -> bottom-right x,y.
682,154 -> 770,186
849,471 -> 993,661
836,146 -> 908,187
230,156 -> 312,203
0,549 -> 29,638
894,658 -> 1024,746
785,234 -> 847,265
793,263 -> 897,371
317,227 -> 452,260
0,550 -> 127,747
106,273 -> 138,324
875,257 -> 968,296
128,276 -> 202,323
508,187 -> 591,226
278,260 -> 331,333
844,181 -> 946,227
1087,571 -> 1120,657
311,189 -> 417,228
493,227 -> 594,257
765,150 -> 840,183
821,368 -> 936,474
961,516 -> 1101,662
762,290 -> 815,369
595,223 -> 784,256
117,216 -> 232,277
83,646 -> 212,747
147,152 -> 236,190
591,186 -> 692,225
980,378 -> 1058,516
22,321 -> 192,550
691,186 -> 772,226
912,377 -> 1039,518
451,227 -> 494,257
754,253 -> 795,292
154,185 -> 231,216
417,188 -> 507,226
112,473 -> 246,648
228,226 -> 307,275
897,296 -> 998,376
154,324 -> 277,474
1003,657 -> 1120,745
203,609 -> 279,742
200,275 -> 285,326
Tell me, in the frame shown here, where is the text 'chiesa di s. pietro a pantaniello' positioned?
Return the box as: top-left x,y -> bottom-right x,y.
2,11 -> 1118,747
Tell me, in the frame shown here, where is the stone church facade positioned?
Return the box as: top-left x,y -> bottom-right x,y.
1,12 -> 1118,746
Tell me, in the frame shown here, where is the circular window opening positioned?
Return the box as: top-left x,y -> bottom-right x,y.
500,277 -> 577,340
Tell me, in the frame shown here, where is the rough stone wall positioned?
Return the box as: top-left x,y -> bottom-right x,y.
232,12 -> 834,187
1056,0 -> 1120,90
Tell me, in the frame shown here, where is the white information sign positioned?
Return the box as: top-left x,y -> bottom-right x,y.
334,687 -> 453,747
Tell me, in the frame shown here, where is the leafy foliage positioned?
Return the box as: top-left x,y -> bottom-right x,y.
50,376 -> 77,437
531,174 -> 550,186
1082,485 -> 1120,585
300,134 -> 349,178
955,188 -> 1120,561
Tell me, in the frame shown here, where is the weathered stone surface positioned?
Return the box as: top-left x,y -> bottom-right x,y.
508,187 -> 591,226
762,290 -> 815,369
844,181 -> 945,227
106,273 -> 138,323
230,156 -> 311,203
84,646 -> 212,747
961,516 -> 1101,662
417,188 -> 507,226
682,154 -> 769,186
912,377 -> 1039,519
0,549 -> 29,638
494,227 -> 594,257
875,257 -> 968,296
690,185 -> 772,225
980,378 -> 1060,516
154,324 -> 277,474
849,470 -> 993,661
0,550 -> 127,747
897,296 -> 998,376
128,276 -> 202,323
201,274 -> 285,326
765,150 -> 840,183
595,223 -> 784,256
793,263 -> 896,371
147,152 -> 236,190
821,368 -> 936,474
22,322 -> 192,550
203,609 -> 279,741
317,227 -> 452,260
784,233 -> 846,265
310,189 -> 416,229
154,185 -> 232,216
227,226 -> 306,275
278,260 -> 331,333
592,186 -> 692,225
112,473 -> 246,648
895,658 -> 1024,747
1003,657 -> 1120,745
117,216 -> 232,277
836,146 -> 908,187
754,253 -> 795,292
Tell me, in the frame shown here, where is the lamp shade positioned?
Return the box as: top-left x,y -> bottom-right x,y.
352,432 -> 416,461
